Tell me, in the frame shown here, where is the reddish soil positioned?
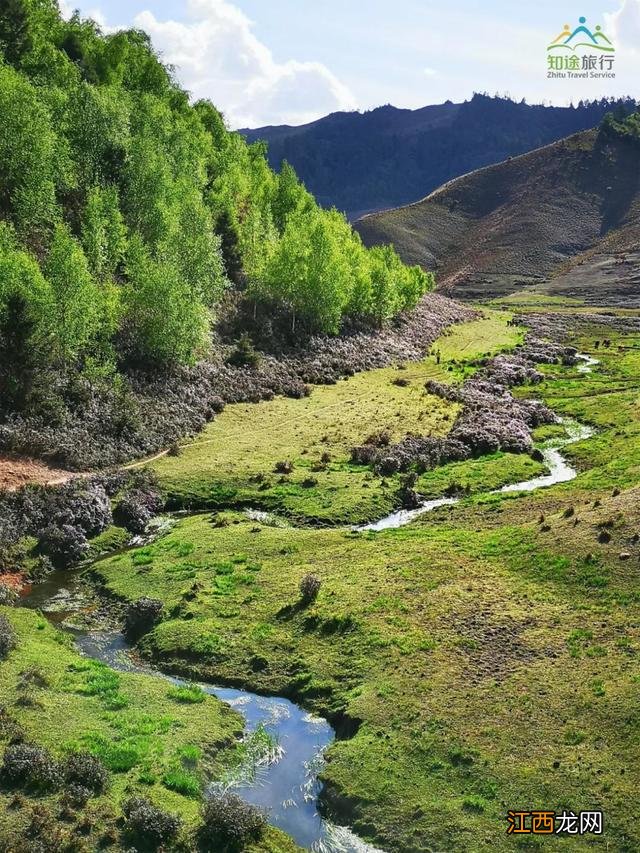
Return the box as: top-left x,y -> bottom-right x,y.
0,452 -> 75,492
0,572 -> 26,592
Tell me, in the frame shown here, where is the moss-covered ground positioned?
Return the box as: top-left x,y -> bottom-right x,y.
153,312 -> 521,524
91,315 -> 640,852
0,607 -> 298,851
7,308 -> 640,851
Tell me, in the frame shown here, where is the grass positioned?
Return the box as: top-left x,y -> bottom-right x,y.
0,607 -> 299,852
153,312 -> 521,524
416,451 -> 546,498
92,319 -> 640,852
94,504 -> 640,851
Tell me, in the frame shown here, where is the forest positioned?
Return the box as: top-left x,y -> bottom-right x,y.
0,0 -> 432,419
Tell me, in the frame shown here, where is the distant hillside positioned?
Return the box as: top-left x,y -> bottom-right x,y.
241,94 -> 635,219
355,119 -> 640,304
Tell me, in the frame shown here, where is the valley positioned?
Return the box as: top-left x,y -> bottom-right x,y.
1,5 -> 639,851
3,302 -> 640,852
356,121 -> 640,304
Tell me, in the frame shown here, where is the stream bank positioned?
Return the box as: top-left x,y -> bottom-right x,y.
16,354 -> 599,852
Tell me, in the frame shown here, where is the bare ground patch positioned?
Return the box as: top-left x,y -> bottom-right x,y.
0,453 -> 75,492
449,607 -> 540,683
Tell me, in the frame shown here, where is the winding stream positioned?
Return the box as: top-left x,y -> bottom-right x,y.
360,355 -> 598,532
20,354 -> 598,852
22,579 -> 382,853
359,418 -> 594,532
75,633 -> 380,853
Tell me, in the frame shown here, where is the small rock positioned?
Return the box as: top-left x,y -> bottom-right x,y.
619,552 -> 631,561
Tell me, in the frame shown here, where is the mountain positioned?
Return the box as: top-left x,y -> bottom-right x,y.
355,116 -> 640,304
241,94 -> 635,219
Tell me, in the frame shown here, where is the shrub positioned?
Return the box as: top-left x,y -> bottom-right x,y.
198,793 -> 267,851
63,751 -> 109,795
37,523 -> 89,567
300,573 -> 321,605
0,614 -> 16,659
113,492 -> 152,533
113,473 -> 163,533
29,554 -> 54,582
209,395 -> 226,414
226,333 -> 261,368
365,430 -> 391,447
124,598 -> 164,641
123,796 -> 181,848
63,783 -> 92,807
376,455 -> 400,476
0,585 -> 18,607
350,444 -> 378,466
47,481 -> 112,537
0,539 -> 27,574
1,743 -> 62,791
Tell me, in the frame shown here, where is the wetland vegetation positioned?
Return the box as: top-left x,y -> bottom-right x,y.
4,302 -> 640,852
1,4 -> 640,852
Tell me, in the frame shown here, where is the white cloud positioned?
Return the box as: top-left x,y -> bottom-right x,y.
604,0 -> 640,53
129,0 -> 356,127
59,1 -> 119,33
605,0 -> 640,51
601,0 -> 640,96
58,0 -> 73,20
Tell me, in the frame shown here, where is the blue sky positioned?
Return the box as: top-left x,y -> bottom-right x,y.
63,0 -> 640,127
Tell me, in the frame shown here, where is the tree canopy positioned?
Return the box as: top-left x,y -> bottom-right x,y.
0,0 -> 433,406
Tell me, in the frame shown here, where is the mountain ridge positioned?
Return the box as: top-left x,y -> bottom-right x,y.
354,121 -> 640,304
241,94 -> 635,218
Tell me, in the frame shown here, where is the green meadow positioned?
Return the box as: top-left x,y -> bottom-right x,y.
90,313 -> 640,851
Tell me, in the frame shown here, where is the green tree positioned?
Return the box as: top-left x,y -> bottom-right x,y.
260,209 -> 351,334
124,236 -> 209,366
165,183 -> 227,307
81,185 -> 127,280
0,63 -> 57,235
63,81 -> 131,187
0,0 -> 437,404
215,206 -> 243,283
272,162 -> 311,233
0,225 -> 53,406
44,224 -> 102,368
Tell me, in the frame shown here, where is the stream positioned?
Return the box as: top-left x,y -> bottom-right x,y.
19,355 -> 598,852
359,417 -> 594,532
22,582 -> 383,853
360,354 -> 598,532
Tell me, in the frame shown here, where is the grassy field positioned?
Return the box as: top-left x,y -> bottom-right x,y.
153,312 -> 521,524
0,607 -> 298,852
92,321 -> 640,852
